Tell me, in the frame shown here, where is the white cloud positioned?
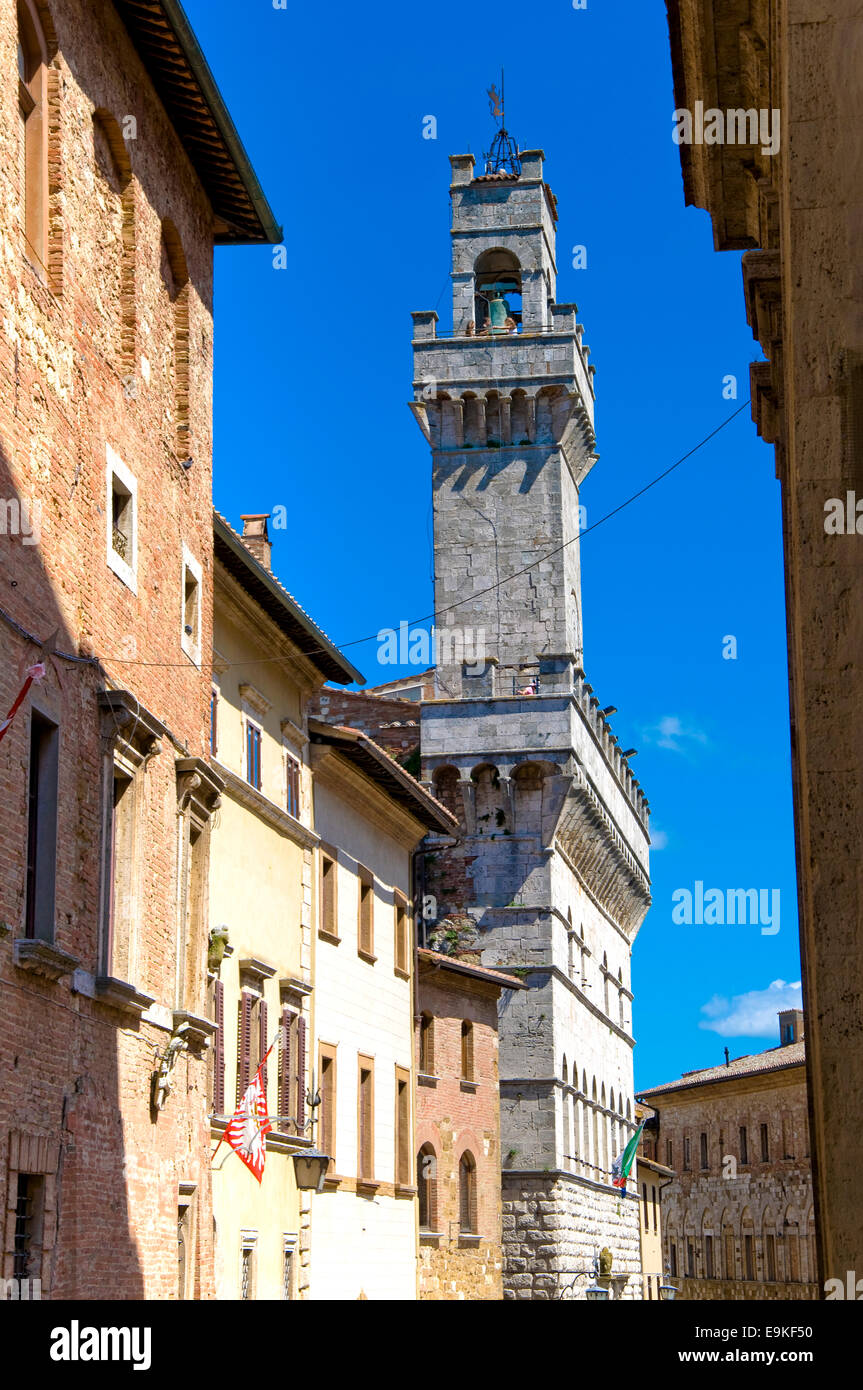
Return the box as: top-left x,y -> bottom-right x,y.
644,715 -> 708,754
699,979 -> 803,1038
650,828 -> 669,850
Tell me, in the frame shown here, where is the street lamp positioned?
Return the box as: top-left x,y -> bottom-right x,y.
291,1147 -> 330,1193
658,1267 -> 678,1301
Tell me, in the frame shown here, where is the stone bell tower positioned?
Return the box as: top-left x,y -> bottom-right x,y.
411,146 -> 653,1298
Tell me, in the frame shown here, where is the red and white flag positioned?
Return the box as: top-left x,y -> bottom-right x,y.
0,663 -> 46,746
220,1054 -> 273,1183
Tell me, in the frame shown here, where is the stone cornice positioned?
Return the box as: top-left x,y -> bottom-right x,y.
310,745 -> 429,848
214,759 -> 319,850
214,565 -> 327,698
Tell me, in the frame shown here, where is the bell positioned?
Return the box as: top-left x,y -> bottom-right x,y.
488,295 -> 508,331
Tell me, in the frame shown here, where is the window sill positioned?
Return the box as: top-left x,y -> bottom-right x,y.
318,929 -> 341,946
395,1184 -> 417,1198
420,1230 -> 444,1246
356,1177 -> 380,1195
459,1079 -> 479,1093
458,1233 -> 482,1248
418,1072 -> 439,1087
393,966 -> 411,981
13,938 -> 79,982
357,949 -> 377,965
95,975 -> 155,1017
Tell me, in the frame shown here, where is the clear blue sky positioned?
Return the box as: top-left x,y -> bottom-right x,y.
185,0 -> 801,1089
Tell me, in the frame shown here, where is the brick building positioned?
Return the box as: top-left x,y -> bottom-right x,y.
0,0 -> 276,1297
638,1011 -> 816,1300
415,948 -> 524,1300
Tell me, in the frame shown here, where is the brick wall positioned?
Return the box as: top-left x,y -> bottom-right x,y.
310,689 -> 420,766
415,960 -> 504,1299
0,0 -> 219,1298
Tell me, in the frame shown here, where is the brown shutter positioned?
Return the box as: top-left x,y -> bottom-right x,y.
279,1007 -> 293,1129
213,978 -> 225,1114
296,1015 -> 307,1130
259,999 -> 269,1092
237,992 -> 252,1104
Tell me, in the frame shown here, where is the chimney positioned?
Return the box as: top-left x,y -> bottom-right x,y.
778,1008 -> 804,1046
240,514 -> 272,571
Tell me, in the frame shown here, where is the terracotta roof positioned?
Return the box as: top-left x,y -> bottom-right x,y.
474,171 -> 519,182
308,719 -> 458,835
213,511 -> 363,686
638,1041 -> 806,1099
417,948 -> 527,991
112,0 -> 280,243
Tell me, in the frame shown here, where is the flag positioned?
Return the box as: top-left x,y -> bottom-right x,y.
221,1056 -> 273,1183
611,1121 -> 645,1194
0,663 -> 46,747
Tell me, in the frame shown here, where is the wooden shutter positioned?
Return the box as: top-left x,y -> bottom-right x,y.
279,1007 -> 293,1129
296,1015 -> 306,1130
237,992 -> 252,1104
213,978 -> 225,1114
259,999 -> 268,1091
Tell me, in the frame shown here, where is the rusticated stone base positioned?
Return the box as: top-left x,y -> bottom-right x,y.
675,1276 -> 819,1301
502,1171 -> 643,1300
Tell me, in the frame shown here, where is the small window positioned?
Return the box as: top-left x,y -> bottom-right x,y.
105,445 -> 137,592
666,1138 -> 673,1167
669,1242 -> 678,1278
245,722 -> 262,791
181,552 -> 201,664
319,850 -> 338,939
739,1125 -> 749,1166
395,1067 -> 410,1187
419,1012 -> 434,1075
12,1172 -> 44,1282
705,1234 -> 714,1279
744,1233 -> 755,1281
418,1145 -> 437,1231
760,1122 -> 769,1162
461,1020 -> 475,1081
394,893 -> 408,975
357,869 -> 374,959
358,1057 -> 374,1180
282,1239 -> 296,1301
18,0 -> 49,273
25,711 -> 59,942
766,1232 -> 777,1281
318,1045 -> 337,1171
240,1233 -> 257,1300
106,771 -> 135,979
700,1131 -> 709,1169
459,1151 -> 477,1234
285,752 -> 300,819
683,1135 -> 691,1171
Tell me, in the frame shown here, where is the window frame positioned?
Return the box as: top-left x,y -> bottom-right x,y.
357,865 -> 375,962
318,844 -> 339,942
318,1042 -> 337,1174
393,890 -> 409,977
357,1054 -> 375,1183
244,718 -> 263,792
180,546 -> 202,666
105,445 -> 138,594
394,1065 -> 411,1189
24,708 -> 59,943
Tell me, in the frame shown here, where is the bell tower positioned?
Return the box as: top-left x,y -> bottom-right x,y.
411,149 -> 597,698
410,143 -> 652,1299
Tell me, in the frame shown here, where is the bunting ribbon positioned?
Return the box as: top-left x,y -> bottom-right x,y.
0,663 -> 46,746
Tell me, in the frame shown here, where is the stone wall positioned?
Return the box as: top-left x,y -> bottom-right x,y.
502,1172 -> 643,1300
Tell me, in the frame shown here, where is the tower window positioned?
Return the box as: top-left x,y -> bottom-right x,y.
473,248 -> 522,333
18,0 -> 49,274
106,446 -> 137,592
25,711 -> 59,942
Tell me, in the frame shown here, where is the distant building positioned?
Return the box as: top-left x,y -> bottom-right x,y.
415,948 -> 525,1300
307,720 -> 456,1299
638,1010 -> 817,1299
635,1101 -> 674,1300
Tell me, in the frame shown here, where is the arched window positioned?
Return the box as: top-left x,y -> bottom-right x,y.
459,1151 -> 477,1234
419,1012 -> 435,1075
473,248 -> 522,332
18,0 -> 49,271
160,219 -> 190,461
460,1020 -> 474,1081
417,1144 -> 437,1231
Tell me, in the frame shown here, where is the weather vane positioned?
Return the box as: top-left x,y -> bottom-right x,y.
483,68 -> 521,176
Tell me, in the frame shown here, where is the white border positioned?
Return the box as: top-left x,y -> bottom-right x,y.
181,545 -> 202,666
105,444 -> 138,594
